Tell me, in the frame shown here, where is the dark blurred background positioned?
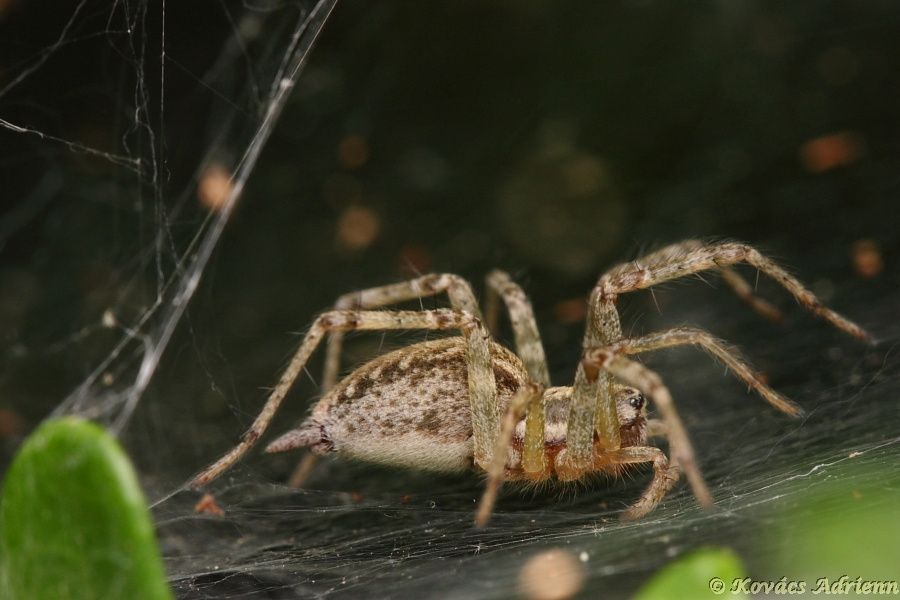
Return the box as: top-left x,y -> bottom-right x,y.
0,1 -> 898,598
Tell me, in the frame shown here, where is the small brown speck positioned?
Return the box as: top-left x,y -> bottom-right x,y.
419,408 -> 442,433
352,492 -> 364,502
851,239 -> 883,279
0,407 -> 24,438
398,244 -> 433,278
195,493 -> 226,517
799,131 -> 865,172
336,205 -> 380,251
337,135 -> 370,170
553,297 -> 588,324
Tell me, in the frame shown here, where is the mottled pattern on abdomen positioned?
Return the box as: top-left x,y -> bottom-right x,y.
313,337 -> 528,471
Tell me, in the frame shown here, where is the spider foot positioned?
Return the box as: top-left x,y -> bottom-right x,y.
621,463 -> 684,520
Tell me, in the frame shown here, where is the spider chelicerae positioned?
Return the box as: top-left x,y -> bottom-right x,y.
191,240 -> 869,525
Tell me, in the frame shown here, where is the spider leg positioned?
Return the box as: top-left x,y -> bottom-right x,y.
322,273 -> 482,396
642,240 -> 782,321
596,241 -> 869,342
580,349 -> 713,511
570,240 -> 869,500
291,274 -> 484,487
286,453 -> 319,488
189,308 -> 498,487
484,270 -> 550,476
566,361 -> 619,469
604,446 -> 682,520
483,271 -> 550,386
718,264 -> 783,322
604,327 -> 801,416
475,381 -> 544,527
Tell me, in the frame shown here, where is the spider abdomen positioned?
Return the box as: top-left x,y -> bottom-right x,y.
266,337 -> 529,472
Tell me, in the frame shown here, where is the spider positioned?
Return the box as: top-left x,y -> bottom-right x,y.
190,240 -> 869,526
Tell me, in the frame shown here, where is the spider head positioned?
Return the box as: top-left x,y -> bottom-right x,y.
614,386 -> 647,447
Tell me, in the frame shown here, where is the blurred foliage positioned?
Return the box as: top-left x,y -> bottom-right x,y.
0,417 -> 173,600
761,461 -> 900,584
632,547 -> 746,600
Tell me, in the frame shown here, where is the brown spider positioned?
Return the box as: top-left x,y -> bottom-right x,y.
191,241 -> 869,526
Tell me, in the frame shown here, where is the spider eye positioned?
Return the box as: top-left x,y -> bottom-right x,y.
629,394 -> 645,410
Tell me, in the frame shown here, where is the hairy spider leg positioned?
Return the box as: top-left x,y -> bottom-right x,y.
597,241 -> 870,342
717,263 -> 782,322
649,240 -> 783,321
476,381 -> 544,527
484,270 -> 550,476
604,327 -> 802,416
580,350 -> 701,515
609,446 -> 682,520
483,271 -> 551,386
572,240 -> 870,512
322,273 -> 484,390
579,328 -> 791,514
189,308 -> 499,487
565,268 -> 624,470
290,273 -> 485,487
567,245 -> 789,467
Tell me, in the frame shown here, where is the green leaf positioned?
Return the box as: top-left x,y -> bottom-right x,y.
0,417 -> 174,600
761,462 -> 900,586
632,546 -> 746,600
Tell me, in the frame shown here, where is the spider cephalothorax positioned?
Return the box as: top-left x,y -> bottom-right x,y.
192,240 -> 868,525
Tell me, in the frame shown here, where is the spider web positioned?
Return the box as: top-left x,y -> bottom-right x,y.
2,2 -> 900,599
